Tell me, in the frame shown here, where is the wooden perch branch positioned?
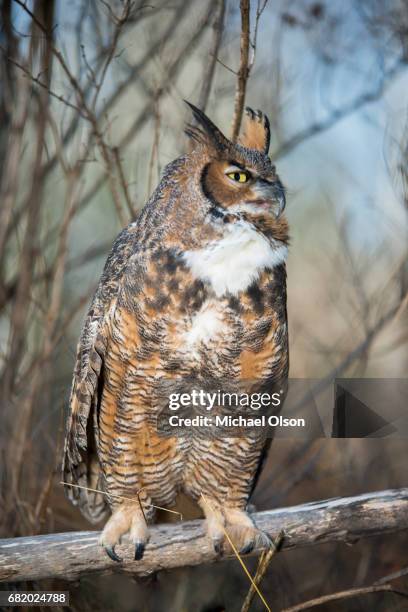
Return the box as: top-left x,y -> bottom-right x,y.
1,488 -> 407,583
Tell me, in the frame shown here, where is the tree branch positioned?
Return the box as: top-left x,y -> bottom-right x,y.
282,584 -> 408,612
1,488 -> 407,583
198,0 -> 226,112
273,60 -> 406,160
231,0 -> 250,142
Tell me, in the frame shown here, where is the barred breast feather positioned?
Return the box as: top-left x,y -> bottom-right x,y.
62,102 -> 290,563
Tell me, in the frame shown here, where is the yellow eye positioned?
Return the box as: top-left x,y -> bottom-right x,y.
227,171 -> 249,183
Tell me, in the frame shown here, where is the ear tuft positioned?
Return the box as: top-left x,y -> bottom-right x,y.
184,124 -> 207,145
239,107 -> 271,154
184,100 -> 229,151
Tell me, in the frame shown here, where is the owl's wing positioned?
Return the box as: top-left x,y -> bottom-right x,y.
62,224 -> 140,523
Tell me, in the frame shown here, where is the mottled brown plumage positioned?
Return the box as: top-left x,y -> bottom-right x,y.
63,103 -> 289,561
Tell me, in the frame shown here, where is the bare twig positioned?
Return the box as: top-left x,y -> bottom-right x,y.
0,59 -> 30,262
147,95 -> 161,196
198,0 -> 226,112
282,584 -> 408,612
44,0 -> 217,231
241,530 -> 284,612
291,291 -> 408,414
1,3 -> 55,485
273,60 -> 405,160
62,482 -> 183,519
90,0 -> 132,111
374,566 -> 408,585
3,1 -> 192,242
231,0 -> 250,141
248,0 -> 269,71
1,50 -> 85,115
215,56 -> 238,75
112,146 -> 136,218
14,0 -> 129,226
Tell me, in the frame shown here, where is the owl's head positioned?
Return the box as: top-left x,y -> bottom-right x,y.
185,102 -> 285,220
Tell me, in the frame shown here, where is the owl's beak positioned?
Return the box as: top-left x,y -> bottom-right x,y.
250,181 -> 286,217
270,182 -> 286,217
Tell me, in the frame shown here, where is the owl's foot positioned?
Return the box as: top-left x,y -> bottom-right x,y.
99,502 -> 150,562
200,497 -> 270,556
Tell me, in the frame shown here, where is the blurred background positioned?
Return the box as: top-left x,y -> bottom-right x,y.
0,0 -> 407,610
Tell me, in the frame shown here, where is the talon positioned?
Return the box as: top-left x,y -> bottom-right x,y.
260,533 -> 274,550
134,542 -> 145,561
213,540 -> 223,555
104,545 -> 122,563
239,541 -> 255,555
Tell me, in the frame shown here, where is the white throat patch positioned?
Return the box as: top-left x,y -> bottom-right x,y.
183,221 -> 287,297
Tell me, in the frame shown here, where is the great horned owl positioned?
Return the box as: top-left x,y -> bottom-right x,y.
63,103 -> 289,562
